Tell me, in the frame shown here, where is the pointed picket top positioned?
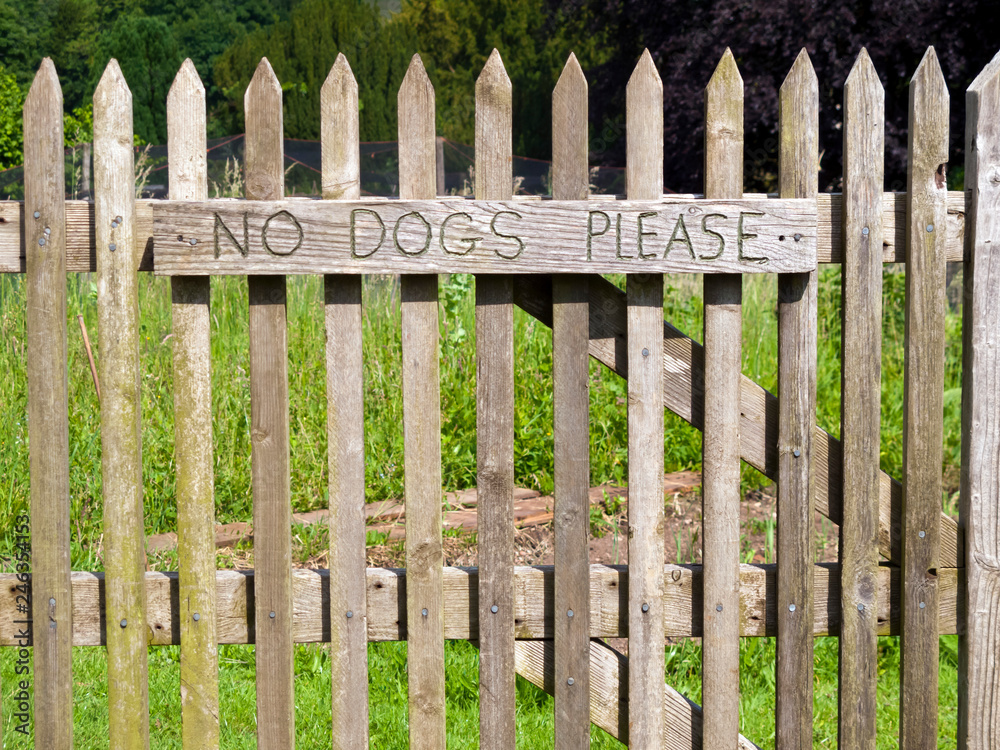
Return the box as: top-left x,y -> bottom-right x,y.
26,57 -> 63,112
704,48 -> 743,199
969,47 -> 1000,94
398,53 -> 436,201
625,49 -> 662,200
167,59 -> 207,202
94,58 -> 132,114
843,48 -> 885,177
552,52 -> 588,200
778,48 -> 819,199
909,47 -> 949,166
244,57 -> 283,201
476,49 -> 512,200
845,48 -> 883,97
321,53 -> 360,200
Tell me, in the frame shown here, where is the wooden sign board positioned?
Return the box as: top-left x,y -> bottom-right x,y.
152,198 -> 817,275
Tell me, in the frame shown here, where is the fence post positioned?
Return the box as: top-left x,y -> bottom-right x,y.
624,48 -> 665,750
94,58 -> 149,749
25,57 -> 73,750
321,52 -> 369,749
959,48 -> 1000,750
245,58 -> 295,750
702,47 -> 743,749
476,48 -> 516,750
167,58 -> 219,749
900,46 -> 948,750
776,48 -> 818,750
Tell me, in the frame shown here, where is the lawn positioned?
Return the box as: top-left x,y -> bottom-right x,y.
0,265 -> 965,747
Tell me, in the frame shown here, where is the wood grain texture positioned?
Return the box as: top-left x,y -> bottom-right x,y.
94,59 -> 149,750
625,49 -> 665,750
839,49 -> 884,750
321,52 -> 368,749
551,52 -> 590,750
513,639 -> 762,750
959,49 -> 1000,750
900,47 -> 948,750
245,58 -> 295,750
0,564 -> 960,647
24,58 -> 72,750
475,48 -> 516,750
702,48 -> 743,750
511,273 -> 963,568
775,48 -> 817,750
0,191 -> 969,274
167,59 -> 219,750
399,53 -> 447,750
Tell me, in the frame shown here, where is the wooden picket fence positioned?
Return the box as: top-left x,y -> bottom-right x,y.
2,40 -> 999,750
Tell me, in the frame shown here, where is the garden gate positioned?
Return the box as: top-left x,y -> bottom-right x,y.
1,39 -> 999,750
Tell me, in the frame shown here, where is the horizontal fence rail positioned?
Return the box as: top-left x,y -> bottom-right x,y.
2,42 -> 999,750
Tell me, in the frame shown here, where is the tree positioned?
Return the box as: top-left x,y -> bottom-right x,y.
89,14 -> 183,145
0,66 -> 24,170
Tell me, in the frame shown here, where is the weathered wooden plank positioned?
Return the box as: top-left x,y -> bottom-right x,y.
513,639 -> 763,750
960,48 -> 1000,750
245,58 -> 295,750
624,49 -> 665,750
94,59 -> 149,750
151,197 -> 816,275
702,47 -> 743,750
398,52 -> 448,750
476,48 -> 516,750
24,58 -> 72,750
900,47 -> 949,750
0,563 -> 959,647
551,51 -> 591,750
839,48 -> 884,750
0,191 -> 968,274
511,274 -> 963,568
167,58 -> 219,750
775,48 -> 817,750
321,52 -> 368,749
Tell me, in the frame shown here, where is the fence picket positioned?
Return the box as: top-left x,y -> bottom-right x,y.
321,53 -> 369,749
839,48 -> 884,748
167,58 -> 219,749
24,58 -> 72,750
475,48 -> 517,750
702,47 -> 743,749
551,51 -> 591,750
94,59 -> 149,749
245,58 -> 295,749
776,48 -> 818,750
398,53 -> 448,750
960,48 -> 1000,749
900,46 -> 948,750
624,49 -> 665,750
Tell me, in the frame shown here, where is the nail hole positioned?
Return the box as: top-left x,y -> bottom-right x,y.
778,235 -> 785,241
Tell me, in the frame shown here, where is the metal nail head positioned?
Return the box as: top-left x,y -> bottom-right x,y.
567,677 -> 575,686
49,598 -> 56,606
793,449 -> 801,458
919,530 -> 925,538
641,603 -> 649,613
642,348 -> 649,357
717,604 -> 723,612
44,227 -> 50,235
926,224 -> 934,233
193,613 -> 200,622
269,611 -> 276,619
116,216 -> 122,224
189,238 -> 197,245
567,609 -> 574,618
346,610 -> 353,619
422,608 -> 428,617
919,602 -> 926,609
38,238 -> 45,246
33,211 -> 40,219
788,603 -> 796,612
120,619 -> 127,628
109,243 -> 116,252
793,233 -> 802,242
858,604 -> 865,611
491,605 -> 499,614
862,227 -> 870,236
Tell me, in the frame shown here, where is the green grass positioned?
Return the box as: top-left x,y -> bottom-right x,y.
0,267 -> 966,746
